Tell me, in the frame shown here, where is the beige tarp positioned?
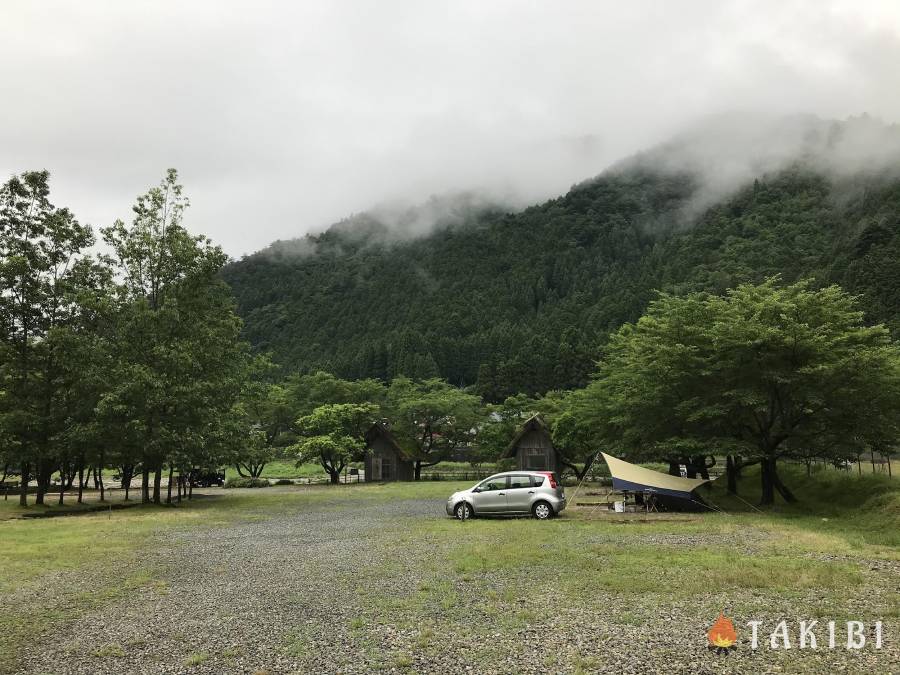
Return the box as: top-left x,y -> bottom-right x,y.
601,452 -> 709,498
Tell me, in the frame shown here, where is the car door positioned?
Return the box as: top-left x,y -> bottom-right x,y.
471,476 -> 509,513
505,474 -> 535,513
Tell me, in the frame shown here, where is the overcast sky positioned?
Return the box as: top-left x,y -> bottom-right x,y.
2,1 -> 899,257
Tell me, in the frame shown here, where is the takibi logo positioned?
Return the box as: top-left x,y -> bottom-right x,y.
706,613 -> 886,653
707,613 -> 738,654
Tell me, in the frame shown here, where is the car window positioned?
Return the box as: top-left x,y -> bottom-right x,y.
508,475 -> 531,489
478,477 -> 508,491
531,474 -> 545,487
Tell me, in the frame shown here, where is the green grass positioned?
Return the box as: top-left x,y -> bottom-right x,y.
224,459 -> 498,481
705,462 -> 900,549
348,464 -> 899,660
183,652 -> 209,667
2,469 -> 897,672
94,643 -> 126,658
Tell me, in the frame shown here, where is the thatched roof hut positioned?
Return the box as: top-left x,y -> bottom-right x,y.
500,414 -> 561,474
364,423 -> 415,481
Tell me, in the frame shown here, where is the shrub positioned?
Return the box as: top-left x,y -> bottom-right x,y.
273,478 -> 294,485
224,477 -> 270,489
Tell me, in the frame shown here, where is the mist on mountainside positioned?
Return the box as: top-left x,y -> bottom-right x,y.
224,112 -> 900,397
617,112 -> 900,221
252,190 -> 516,260
246,113 -> 900,261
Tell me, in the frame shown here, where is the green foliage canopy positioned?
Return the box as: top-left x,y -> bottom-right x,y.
582,278 -> 900,503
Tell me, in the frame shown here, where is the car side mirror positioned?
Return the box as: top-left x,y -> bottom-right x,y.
472,487 -> 482,493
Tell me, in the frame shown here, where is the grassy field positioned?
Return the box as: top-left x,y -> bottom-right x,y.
223,459 -> 497,481
228,456 -> 897,484
2,465 -> 897,673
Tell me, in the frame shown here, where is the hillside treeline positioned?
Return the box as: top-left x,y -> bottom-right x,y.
235,278 -> 900,506
224,166 -> 900,400
3,169 -> 898,509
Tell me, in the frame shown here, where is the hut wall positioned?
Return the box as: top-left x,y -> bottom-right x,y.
514,428 -> 557,472
365,434 -> 413,482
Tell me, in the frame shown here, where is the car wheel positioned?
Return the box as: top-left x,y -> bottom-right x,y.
454,502 -> 473,520
532,501 -> 553,520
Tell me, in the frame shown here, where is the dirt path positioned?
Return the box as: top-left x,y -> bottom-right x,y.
17,495 -> 899,675
19,498 -> 441,674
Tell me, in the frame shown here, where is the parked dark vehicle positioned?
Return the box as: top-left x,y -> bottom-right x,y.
189,469 -> 226,487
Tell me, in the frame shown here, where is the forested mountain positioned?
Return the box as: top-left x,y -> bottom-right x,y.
223,116 -> 900,401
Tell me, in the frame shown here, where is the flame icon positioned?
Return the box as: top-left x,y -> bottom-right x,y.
707,613 -> 738,652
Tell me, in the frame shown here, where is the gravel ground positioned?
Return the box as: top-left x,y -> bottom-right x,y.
16,495 -> 899,675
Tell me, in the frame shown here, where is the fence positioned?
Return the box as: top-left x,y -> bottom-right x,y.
419,470 -> 493,482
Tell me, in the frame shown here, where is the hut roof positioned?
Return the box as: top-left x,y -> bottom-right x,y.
501,414 -> 551,459
365,422 -> 416,461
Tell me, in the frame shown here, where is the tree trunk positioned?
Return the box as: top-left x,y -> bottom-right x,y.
188,481 -> 193,500
98,466 -> 105,502
760,456 -> 796,505
329,469 -> 340,484
414,461 -> 422,481
564,453 -> 597,481
19,462 -> 30,507
668,460 -> 681,477
177,474 -> 183,503
771,460 -> 797,503
152,465 -> 162,504
691,455 -> 714,480
141,467 -> 150,504
166,466 -> 174,504
760,457 -> 775,506
726,455 -> 738,495
121,464 -> 133,489
77,463 -> 85,504
35,461 -> 50,506
238,463 -> 266,478
63,464 -> 76,491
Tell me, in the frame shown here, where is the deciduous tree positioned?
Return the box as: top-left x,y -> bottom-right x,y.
583,278 -> 900,505
386,377 -> 481,479
100,169 -> 249,502
293,403 -> 377,483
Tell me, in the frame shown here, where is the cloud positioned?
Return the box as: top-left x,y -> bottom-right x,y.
1,1 -> 899,255
618,112 -> 900,222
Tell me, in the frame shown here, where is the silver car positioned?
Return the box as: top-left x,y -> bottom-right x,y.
446,471 -> 566,520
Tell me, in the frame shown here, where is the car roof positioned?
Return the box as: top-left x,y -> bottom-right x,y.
484,471 -> 553,477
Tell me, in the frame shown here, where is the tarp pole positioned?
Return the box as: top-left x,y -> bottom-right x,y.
565,451 -> 598,507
